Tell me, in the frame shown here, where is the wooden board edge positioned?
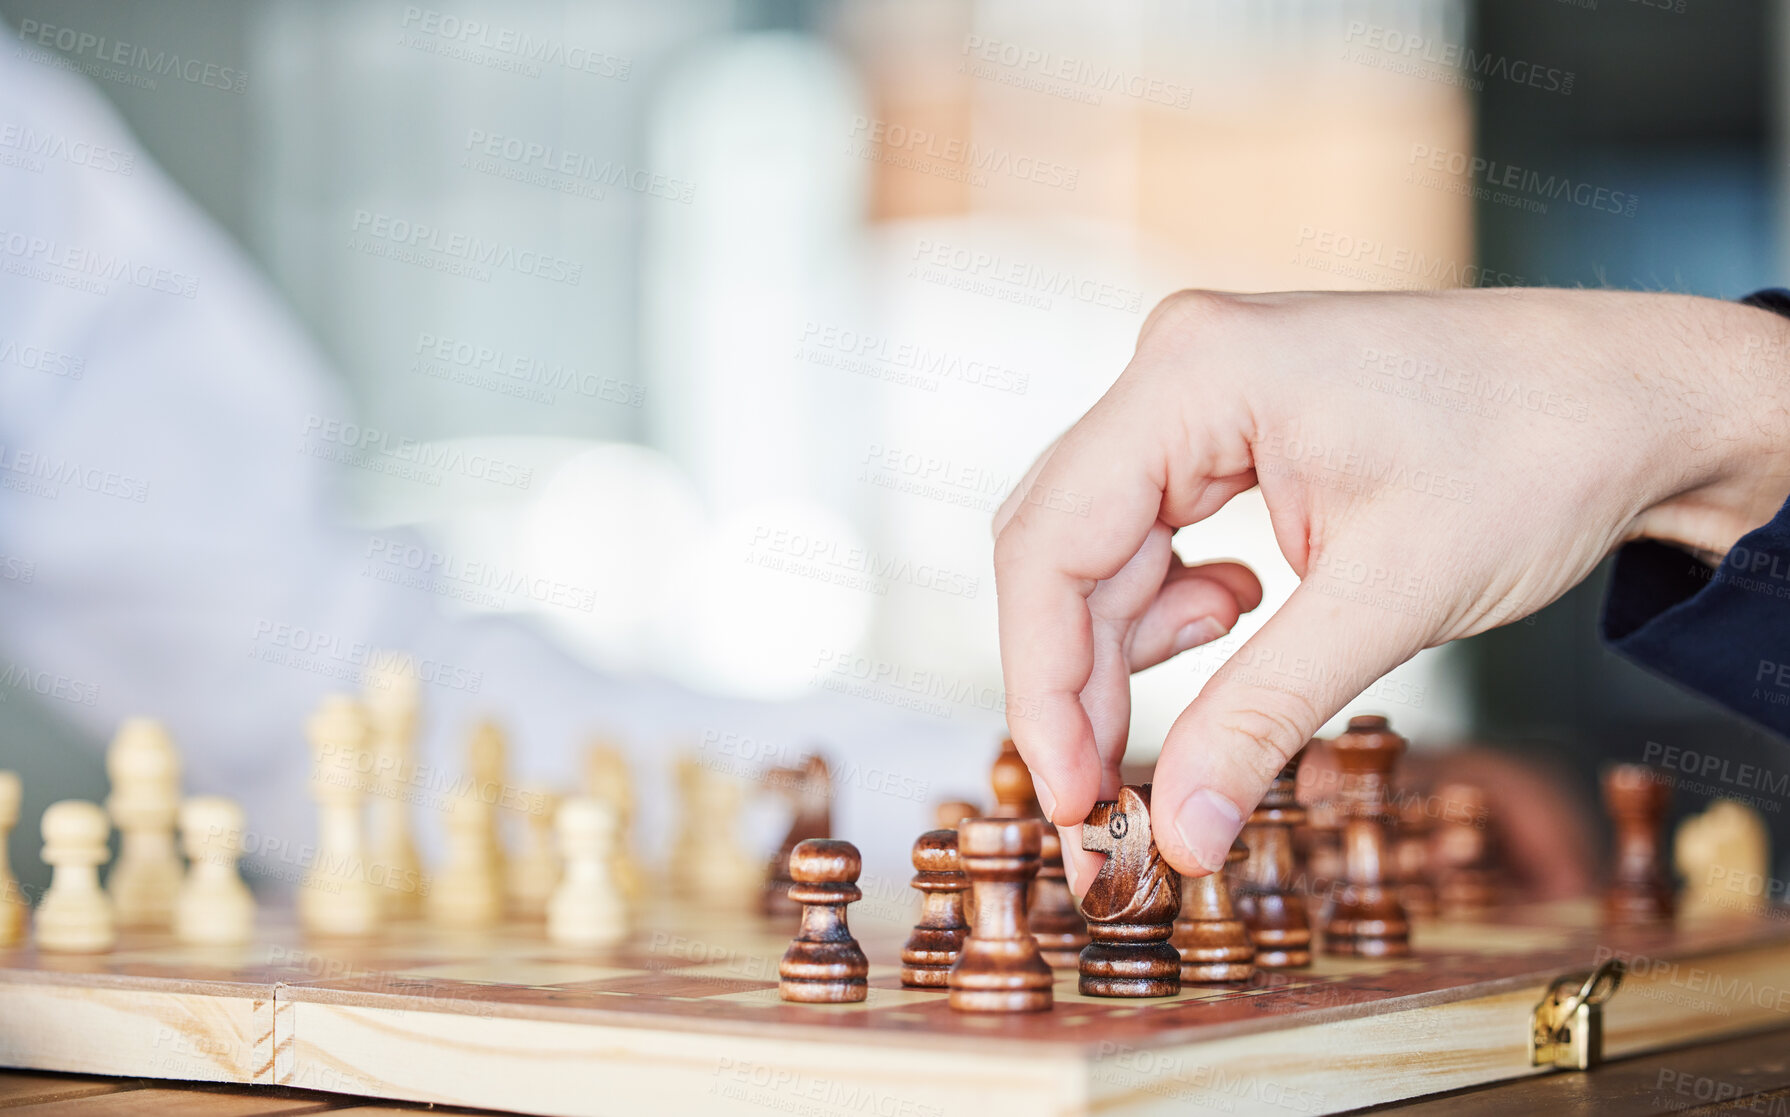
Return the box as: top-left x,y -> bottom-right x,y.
1603,941 -> 1790,1057
275,998 -> 1086,1117
0,983 -> 272,1085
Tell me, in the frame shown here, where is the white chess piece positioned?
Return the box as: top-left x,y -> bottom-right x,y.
175,797 -> 255,946
0,771 -> 26,946
671,758 -> 761,906
1677,799 -> 1771,917
300,695 -> 380,937
105,718 -> 182,929
584,743 -> 641,902
37,800 -> 115,952
507,784 -> 561,920
548,797 -> 626,947
428,778 -> 502,928
468,720 -> 511,884
364,654 -> 423,919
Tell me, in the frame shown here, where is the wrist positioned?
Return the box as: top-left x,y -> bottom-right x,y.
1630,296 -> 1790,562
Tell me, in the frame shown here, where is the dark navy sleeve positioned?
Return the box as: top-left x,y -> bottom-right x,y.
1599,289 -> 1790,734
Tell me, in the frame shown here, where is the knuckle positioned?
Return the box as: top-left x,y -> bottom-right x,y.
1214,698 -> 1315,781
1139,289 -> 1247,349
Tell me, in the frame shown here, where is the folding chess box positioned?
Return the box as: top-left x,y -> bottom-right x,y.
4,897 -> 1790,1116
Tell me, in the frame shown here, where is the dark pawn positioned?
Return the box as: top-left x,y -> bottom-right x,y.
948,818 -> 1054,1013
763,755 -> 832,919
1434,782 -> 1499,916
778,839 -> 868,1003
1604,765 -> 1675,925
1394,793 -> 1439,919
1079,784 -> 1182,997
1323,716 -> 1411,958
900,829 -> 969,988
1235,754 -> 1313,968
1175,838 -> 1256,983
1032,827 -> 1090,969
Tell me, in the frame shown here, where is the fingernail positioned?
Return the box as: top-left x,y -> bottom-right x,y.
1172,617 -> 1228,654
1063,848 -> 1082,895
1173,789 -> 1244,873
1035,779 -> 1057,822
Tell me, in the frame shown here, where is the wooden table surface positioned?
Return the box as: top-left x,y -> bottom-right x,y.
5,1026 -> 1789,1116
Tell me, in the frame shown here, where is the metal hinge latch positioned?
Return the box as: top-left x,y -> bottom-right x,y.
1530,959 -> 1625,1070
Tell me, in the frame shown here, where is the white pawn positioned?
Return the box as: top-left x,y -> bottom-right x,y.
37,800 -> 114,952
428,779 -> 502,928
106,718 -> 182,929
363,655 -> 423,919
0,771 -> 27,946
507,785 -> 561,920
175,797 -> 255,946
548,797 -> 626,947
300,695 -> 380,937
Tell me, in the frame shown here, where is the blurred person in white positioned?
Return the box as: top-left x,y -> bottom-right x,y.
0,35 -> 989,872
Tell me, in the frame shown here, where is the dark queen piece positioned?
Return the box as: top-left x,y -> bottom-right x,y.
989,738 -> 1045,820
1078,784 -> 1182,998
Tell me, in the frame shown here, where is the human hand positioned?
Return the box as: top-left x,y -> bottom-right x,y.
993,288 -> 1790,886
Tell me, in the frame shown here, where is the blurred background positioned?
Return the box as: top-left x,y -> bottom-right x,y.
0,0 -> 1783,892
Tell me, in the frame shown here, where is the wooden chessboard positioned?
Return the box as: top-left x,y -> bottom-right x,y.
4,896 -> 1790,1117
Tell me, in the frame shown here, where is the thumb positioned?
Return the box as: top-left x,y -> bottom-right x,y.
1149,580 -> 1427,877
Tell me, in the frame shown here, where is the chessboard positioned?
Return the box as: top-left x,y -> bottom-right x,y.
5,894 -> 1790,1117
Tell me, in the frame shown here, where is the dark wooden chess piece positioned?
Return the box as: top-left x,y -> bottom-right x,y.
1234,755 -> 1313,968
1434,782 -> 1499,917
1078,785 -> 1182,997
1395,792 -> 1439,919
900,829 -> 969,988
1603,764 -> 1675,925
1322,716 -> 1410,958
934,800 -> 979,830
981,737 -> 1045,928
763,754 -> 832,918
1295,739 -> 1345,900
1031,827 -> 1090,969
989,739 -> 1044,819
947,818 -> 1054,1013
777,839 -> 868,1003
1174,837 -> 1256,983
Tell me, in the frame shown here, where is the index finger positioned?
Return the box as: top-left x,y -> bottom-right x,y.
993,383 -> 1176,826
